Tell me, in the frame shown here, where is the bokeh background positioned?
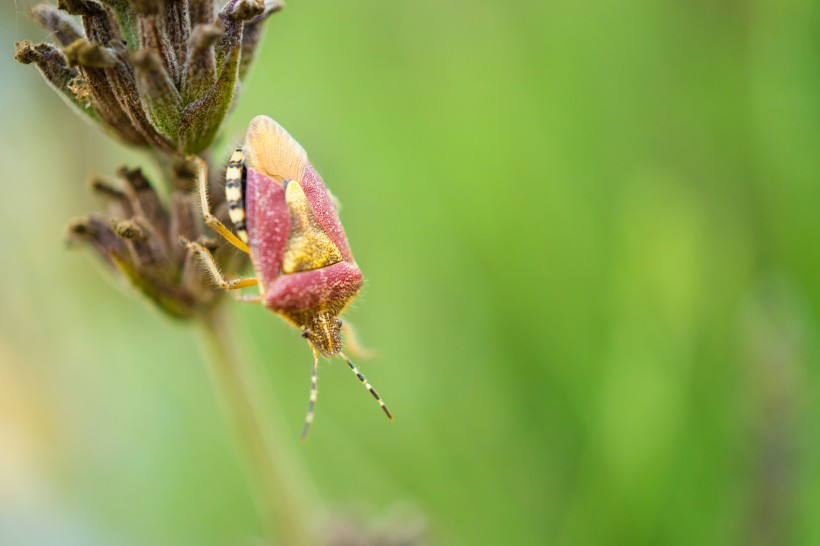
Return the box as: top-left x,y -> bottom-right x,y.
1,0 -> 819,544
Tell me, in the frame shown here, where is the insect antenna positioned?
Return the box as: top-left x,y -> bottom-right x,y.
300,347 -> 320,441
339,353 -> 394,421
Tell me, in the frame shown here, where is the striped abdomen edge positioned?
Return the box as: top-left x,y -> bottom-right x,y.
225,149 -> 248,242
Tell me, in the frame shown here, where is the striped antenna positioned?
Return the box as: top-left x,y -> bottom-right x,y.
339,353 -> 394,421
300,347 -> 320,440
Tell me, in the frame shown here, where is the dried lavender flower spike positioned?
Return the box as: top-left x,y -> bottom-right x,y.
17,0 -> 283,315
19,0 -> 283,157
68,166 -> 224,319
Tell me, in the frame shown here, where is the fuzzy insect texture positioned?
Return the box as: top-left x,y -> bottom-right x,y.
239,116 -> 363,355
186,115 -> 391,435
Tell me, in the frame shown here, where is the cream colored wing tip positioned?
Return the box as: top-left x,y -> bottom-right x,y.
246,115 -> 307,153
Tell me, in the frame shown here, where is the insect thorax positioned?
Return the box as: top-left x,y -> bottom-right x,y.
225,149 -> 248,242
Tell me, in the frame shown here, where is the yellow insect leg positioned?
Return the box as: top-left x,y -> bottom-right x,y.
182,239 -> 259,294
340,321 -> 376,360
188,154 -> 251,254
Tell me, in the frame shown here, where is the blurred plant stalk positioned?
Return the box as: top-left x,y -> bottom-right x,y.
15,1 -> 324,544
199,309 -> 319,546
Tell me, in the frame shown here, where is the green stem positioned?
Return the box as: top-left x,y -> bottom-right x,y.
196,307 -> 320,546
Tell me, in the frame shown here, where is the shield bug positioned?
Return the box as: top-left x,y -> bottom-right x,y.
181,116 -> 392,438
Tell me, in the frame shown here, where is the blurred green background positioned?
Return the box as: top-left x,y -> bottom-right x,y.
1,0 -> 819,544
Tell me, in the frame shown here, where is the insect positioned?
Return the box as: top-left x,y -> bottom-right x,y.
182,115 -> 393,438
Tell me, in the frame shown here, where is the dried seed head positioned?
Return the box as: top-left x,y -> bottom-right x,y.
17,0 -> 283,155
17,1 -> 278,318
68,164 -> 245,319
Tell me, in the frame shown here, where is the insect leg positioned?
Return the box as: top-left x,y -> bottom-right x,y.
340,321 -> 376,359
181,238 -> 259,291
233,293 -> 263,304
300,347 -> 320,440
339,353 -> 394,421
188,155 -> 251,254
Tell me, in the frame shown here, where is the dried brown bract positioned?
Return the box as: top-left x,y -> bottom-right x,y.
66,162 -> 246,317
15,0 -> 280,318
17,0 -> 282,154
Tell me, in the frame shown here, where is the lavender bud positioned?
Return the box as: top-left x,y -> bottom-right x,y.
63,39 -> 118,67
178,44 -> 240,153
181,24 -> 222,103
104,41 -> 176,152
119,166 -> 171,247
58,0 -> 122,45
29,4 -> 84,47
66,214 -> 131,269
132,48 -> 183,142
111,217 -> 166,268
14,41 -> 101,125
215,0 -> 263,71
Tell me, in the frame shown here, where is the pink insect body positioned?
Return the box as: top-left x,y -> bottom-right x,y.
241,116 -> 363,358
194,115 -> 391,437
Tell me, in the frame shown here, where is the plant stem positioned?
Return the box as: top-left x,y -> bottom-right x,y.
196,307 -> 320,546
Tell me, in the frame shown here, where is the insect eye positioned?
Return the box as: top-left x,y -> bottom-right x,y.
301,329 -> 311,339
336,319 -> 343,327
